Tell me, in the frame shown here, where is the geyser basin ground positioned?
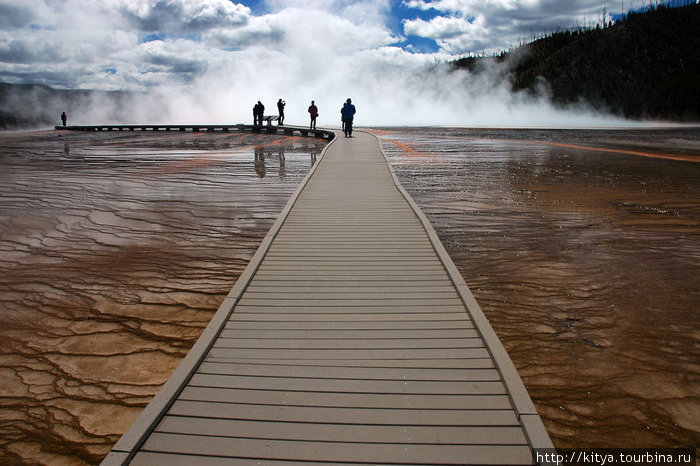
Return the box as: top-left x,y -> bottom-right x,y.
0,126 -> 698,464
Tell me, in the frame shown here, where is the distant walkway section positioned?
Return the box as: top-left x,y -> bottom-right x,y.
55,124 -> 334,140
102,130 -> 552,465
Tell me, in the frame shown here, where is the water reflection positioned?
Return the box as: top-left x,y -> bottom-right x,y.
0,130 -> 327,465
376,127 -> 700,450
254,146 -> 320,179
254,146 -> 267,178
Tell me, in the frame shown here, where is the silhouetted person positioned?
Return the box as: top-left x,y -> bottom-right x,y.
340,98 -> 356,137
253,101 -> 265,126
308,100 -> 318,129
277,99 -> 285,125
61,112 -> 67,127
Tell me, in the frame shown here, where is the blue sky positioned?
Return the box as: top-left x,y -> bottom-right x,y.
237,0 -> 446,52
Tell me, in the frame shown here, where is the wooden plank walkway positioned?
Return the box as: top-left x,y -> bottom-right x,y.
102,130 -> 553,465
55,124 -> 335,140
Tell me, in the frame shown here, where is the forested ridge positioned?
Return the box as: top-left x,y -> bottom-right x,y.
454,3 -> 700,121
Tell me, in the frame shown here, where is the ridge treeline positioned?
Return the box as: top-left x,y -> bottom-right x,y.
453,3 -> 700,121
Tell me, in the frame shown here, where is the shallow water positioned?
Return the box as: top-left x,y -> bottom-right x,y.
375,127 -> 700,450
1,127 -> 698,464
0,130 -> 324,465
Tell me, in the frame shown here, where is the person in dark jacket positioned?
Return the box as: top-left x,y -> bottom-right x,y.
61,112 -> 67,126
277,99 -> 285,125
340,98 -> 356,137
253,101 -> 265,126
308,100 -> 318,129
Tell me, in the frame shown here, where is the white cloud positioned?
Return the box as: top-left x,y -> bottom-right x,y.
208,6 -> 396,53
115,0 -> 251,31
404,16 -> 469,39
404,0 -> 550,13
401,0 -> 618,53
404,14 -> 498,53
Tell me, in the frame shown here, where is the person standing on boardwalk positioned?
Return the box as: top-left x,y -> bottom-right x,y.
253,101 -> 264,126
340,98 -> 356,137
60,112 -> 67,127
277,99 -> 285,125
308,100 -> 318,130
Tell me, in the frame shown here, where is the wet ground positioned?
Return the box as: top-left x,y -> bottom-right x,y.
0,129 -> 324,465
374,127 -> 700,450
1,127 -> 698,464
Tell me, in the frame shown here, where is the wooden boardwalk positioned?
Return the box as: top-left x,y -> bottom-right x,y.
55,124 -> 334,140
103,131 -> 553,465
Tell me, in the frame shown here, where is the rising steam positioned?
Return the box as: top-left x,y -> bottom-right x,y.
1,0 -> 639,129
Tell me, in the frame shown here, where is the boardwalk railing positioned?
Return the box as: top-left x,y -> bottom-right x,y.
102,130 -> 553,465
55,124 -> 334,140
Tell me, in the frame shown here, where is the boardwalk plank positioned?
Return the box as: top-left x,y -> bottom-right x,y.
233,302 -> 466,310
140,434 -> 533,465
217,328 -> 479,338
226,312 -> 473,321
245,284 -> 457,291
187,374 -> 506,395
202,357 -> 494,369
130,452 -> 377,466
240,291 -> 460,300
223,320 -> 476,329
196,362 -> 500,381
245,280 -> 451,287
177,387 -> 511,409
167,400 -> 518,425
211,337 -> 484,349
206,347 -> 492,360
251,271 -> 452,279
156,416 -> 528,444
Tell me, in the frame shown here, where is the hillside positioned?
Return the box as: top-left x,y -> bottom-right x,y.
454,3 -> 700,121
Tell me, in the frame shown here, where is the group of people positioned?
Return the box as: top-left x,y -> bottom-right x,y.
252,101 -> 269,126
253,99 -> 288,126
252,98 -> 356,136
60,99 -> 356,133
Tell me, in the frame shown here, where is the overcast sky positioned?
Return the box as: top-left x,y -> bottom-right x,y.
0,0 -> 675,126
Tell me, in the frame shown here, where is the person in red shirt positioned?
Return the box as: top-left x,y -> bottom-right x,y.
308,100 -> 318,129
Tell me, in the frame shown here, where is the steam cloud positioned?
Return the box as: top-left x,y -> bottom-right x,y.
0,0 -> 640,128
